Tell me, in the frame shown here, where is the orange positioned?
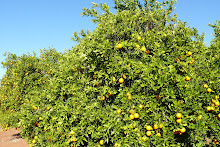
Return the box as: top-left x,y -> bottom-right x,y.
107,92 -> 112,96
207,106 -> 212,111
197,115 -> 202,120
72,137 -> 77,142
117,44 -> 123,49
146,125 -> 152,131
137,36 -> 141,41
101,96 -> 105,101
176,113 -> 182,119
180,127 -> 186,133
141,136 -> 148,142
129,109 -> 135,114
134,113 -> 140,119
159,123 -> 163,129
218,113 -> 220,119
185,76 -> 191,81
100,140 -> 105,145
119,78 -> 124,84
139,104 -> 144,109
136,44 -> 141,49
203,83 -> 208,88
126,92 -> 131,97
128,95 -> 132,100
117,109 -> 122,114
207,88 -> 212,93
153,124 -> 158,130
155,132 -> 161,137
141,46 -> 147,52
146,50 -> 150,54
187,51 -> 192,56
93,75 -> 97,79
32,139 -> 36,144
34,136 -> 38,140
215,101 -> 220,107
70,131 -> 75,135
188,61 -> 193,64
211,99 -> 216,103
112,77 -> 116,82
211,107 -> 215,111
129,114 -> 135,120
146,131 -> 151,136
214,140 -> 219,145
176,119 -> 181,123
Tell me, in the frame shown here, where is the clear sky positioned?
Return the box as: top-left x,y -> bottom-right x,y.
0,0 -> 219,79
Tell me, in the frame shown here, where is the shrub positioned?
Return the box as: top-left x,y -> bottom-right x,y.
0,0 -> 220,146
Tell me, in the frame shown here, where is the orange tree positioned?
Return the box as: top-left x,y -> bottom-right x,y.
1,0 -> 220,146
0,49 -> 61,130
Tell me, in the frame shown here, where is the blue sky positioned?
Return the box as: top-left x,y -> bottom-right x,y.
0,0 -> 219,79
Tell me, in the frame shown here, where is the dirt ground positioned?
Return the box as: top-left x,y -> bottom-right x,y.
0,128 -> 29,147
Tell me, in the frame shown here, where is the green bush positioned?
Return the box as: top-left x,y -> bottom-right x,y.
0,0 -> 220,146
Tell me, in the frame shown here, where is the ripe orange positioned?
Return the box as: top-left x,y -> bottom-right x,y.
185,76 -> 191,81
112,77 -> 116,82
188,61 -> 193,64
93,75 -> 97,79
34,136 -> 38,140
176,113 -> 182,119
197,115 -> 202,120
207,88 -> 212,93
211,106 -> 215,111
214,140 -> 219,145
146,50 -> 150,54
117,109 -> 122,114
155,132 -> 161,137
72,137 -> 77,142
146,125 -> 152,131
100,140 -> 105,145
156,95 -> 161,100
108,92 -> 112,96
159,123 -> 163,129
101,96 -> 105,101
70,131 -> 75,135
32,139 -> 36,144
141,46 -> 147,52
146,131 -> 151,136
176,119 -> 182,123
114,143 -> 120,147
126,92 -> 131,97
212,99 -> 216,103
137,36 -> 141,41
180,127 -> 186,133
134,113 -> 140,119
119,78 -> 124,84
117,44 -> 123,49
141,135 -> 148,141
215,101 -> 220,106
128,95 -> 132,100
139,104 -> 144,109
187,51 -> 192,56
153,124 -> 158,130
129,109 -> 135,114
203,83 -> 208,88
207,106 -> 212,111
129,114 -> 135,120
136,44 -> 141,49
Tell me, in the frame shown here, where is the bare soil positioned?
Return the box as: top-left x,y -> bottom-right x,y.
0,128 -> 29,147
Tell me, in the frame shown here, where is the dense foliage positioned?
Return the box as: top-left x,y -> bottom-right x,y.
0,0 -> 220,146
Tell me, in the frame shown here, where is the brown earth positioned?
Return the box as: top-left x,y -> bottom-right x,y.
0,128 -> 29,147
